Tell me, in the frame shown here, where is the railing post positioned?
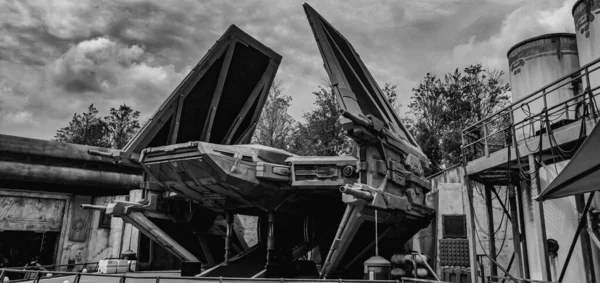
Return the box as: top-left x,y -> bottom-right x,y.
0,269 -> 5,282
33,270 -> 41,283
74,273 -> 82,283
584,67 -> 598,120
119,274 -> 126,283
483,124 -> 489,157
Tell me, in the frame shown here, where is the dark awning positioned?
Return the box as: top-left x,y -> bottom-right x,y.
536,120 -> 600,201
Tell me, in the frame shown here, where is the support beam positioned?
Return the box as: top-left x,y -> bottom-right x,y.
529,154 -> 552,281
464,176 -> 480,283
320,205 -> 365,278
516,182 -> 531,278
197,235 -> 214,265
224,212 -> 234,265
508,185 -> 524,278
485,185 -> 498,277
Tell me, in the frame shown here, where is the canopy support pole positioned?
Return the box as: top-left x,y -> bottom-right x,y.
558,192 -> 596,282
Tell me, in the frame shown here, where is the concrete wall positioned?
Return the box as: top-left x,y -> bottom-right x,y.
422,166 -> 516,279
57,192 -> 139,268
424,160 -> 600,283
522,160 -> 600,283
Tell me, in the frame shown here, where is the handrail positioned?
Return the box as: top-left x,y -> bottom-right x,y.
7,262 -> 99,271
0,268 -> 409,283
463,54 -> 600,133
461,57 -> 600,162
487,275 -> 558,283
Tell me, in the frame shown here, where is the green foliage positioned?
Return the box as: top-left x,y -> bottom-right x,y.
252,81 -> 296,151
290,83 -> 353,156
54,104 -> 110,147
105,105 -> 141,149
54,103 -> 141,149
408,64 -> 511,173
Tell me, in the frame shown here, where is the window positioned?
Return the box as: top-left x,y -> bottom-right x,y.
442,214 -> 467,238
98,211 -> 111,229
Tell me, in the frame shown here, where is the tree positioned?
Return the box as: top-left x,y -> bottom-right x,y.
104,104 -> 141,149
408,64 -> 510,173
289,82 -> 353,156
382,82 -> 399,110
54,103 -> 141,149
252,81 -> 295,151
54,104 -> 110,147
381,81 -> 417,137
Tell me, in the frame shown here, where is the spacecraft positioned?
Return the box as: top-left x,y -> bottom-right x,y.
84,4 -> 435,279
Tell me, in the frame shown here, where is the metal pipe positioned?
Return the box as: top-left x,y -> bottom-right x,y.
0,134 -> 140,168
559,192 -> 596,282
484,185 -> 498,277
414,253 -> 441,282
80,204 -> 108,211
0,160 -> 142,190
339,186 -> 373,201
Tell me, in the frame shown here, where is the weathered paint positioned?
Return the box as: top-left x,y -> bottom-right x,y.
574,0 -> 600,67
0,195 -> 66,231
69,196 -> 93,242
85,195 -> 129,262
423,166 -> 516,279
507,34 -> 580,134
533,160 -> 600,282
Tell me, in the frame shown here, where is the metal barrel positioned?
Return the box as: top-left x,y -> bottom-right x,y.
339,110 -> 372,129
339,185 -> 374,201
80,204 -> 108,211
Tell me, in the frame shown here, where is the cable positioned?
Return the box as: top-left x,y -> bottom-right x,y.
374,209 -> 379,257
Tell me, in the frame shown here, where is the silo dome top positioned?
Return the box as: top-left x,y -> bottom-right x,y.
507,33 -> 577,74
572,0 -> 597,16
507,33 -> 577,59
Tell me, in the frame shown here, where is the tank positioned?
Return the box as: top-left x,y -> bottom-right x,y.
507,33 -> 580,137
573,0 -> 600,113
573,0 -> 600,66
363,256 -> 391,280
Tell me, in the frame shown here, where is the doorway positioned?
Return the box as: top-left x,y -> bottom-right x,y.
0,231 -> 60,268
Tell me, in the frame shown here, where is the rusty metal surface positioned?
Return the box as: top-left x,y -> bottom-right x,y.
0,196 -> 66,231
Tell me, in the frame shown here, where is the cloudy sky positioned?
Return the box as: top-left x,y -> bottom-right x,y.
0,0 -> 578,140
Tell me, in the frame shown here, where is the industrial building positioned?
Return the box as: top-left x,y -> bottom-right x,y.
0,134 -> 142,269
414,1 -> 600,282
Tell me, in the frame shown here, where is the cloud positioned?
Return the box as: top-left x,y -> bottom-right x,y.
433,0 -> 577,75
0,0 -> 581,140
51,37 -> 144,93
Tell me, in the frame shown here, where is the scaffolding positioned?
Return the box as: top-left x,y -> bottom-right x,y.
460,55 -> 600,283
